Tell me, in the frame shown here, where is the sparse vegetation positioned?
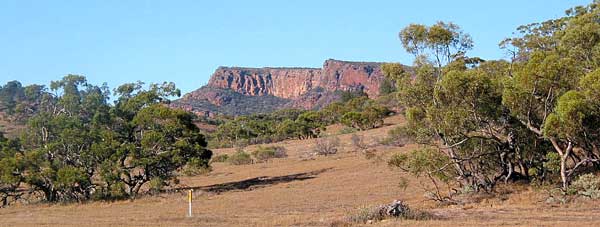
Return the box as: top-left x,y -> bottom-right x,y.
350,134 -> 368,151
337,127 -> 357,135
342,200 -> 433,225
252,146 -> 287,162
568,174 -> 600,199
209,95 -> 390,148
3,1 -> 600,226
380,126 -> 409,146
211,154 -> 230,163
183,158 -> 213,176
228,150 -> 253,165
313,136 -> 341,156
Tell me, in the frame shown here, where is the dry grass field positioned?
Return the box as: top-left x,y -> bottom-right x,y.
1,115 -> 600,226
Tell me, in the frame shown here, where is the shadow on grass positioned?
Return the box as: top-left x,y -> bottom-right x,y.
178,168 -> 332,194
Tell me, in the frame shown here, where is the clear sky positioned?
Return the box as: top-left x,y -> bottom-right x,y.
0,0 -> 591,94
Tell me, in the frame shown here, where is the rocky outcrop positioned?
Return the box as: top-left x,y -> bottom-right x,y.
206,59 -> 384,99
173,59 -> 388,116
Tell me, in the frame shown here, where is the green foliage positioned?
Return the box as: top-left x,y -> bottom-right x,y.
381,126 -> 410,146
386,1 -> 600,194
339,90 -> 368,103
228,150 -> 253,165
379,78 -> 397,95
183,157 -> 213,176
389,148 -> 457,200
389,148 -> 454,183
211,154 -> 230,163
400,22 -> 473,67
339,98 -> 390,131
0,76 -> 212,204
0,133 -> 23,206
338,127 -> 358,135
567,174 -> 600,199
210,94 -> 390,148
251,146 -> 287,162
499,2 -> 600,189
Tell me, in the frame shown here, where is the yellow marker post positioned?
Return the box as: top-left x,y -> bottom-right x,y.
188,189 -> 193,217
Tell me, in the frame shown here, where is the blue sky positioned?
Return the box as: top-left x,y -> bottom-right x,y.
0,0 -> 591,94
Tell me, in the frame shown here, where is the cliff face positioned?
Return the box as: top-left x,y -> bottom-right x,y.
207,59 -> 384,99
207,67 -> 322,99
173,59 -> 387,116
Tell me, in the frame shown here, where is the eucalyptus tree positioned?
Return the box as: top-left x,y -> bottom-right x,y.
501,2 -> 600,189
99,82 -> 212,198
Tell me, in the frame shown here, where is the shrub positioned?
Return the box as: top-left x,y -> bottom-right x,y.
338,127 -> 357,135
211,154 -> 230,163
228,150 -> 253,165
568,173 -> 600,199
380,126 -> 409,146
314,136 -> 340,156
251,146 -> 287,162
350,134 -> 368,151
182,158 -> 213,176
344,200 -> 432,224
346,206 -> 388,224
148,177 -> 166,194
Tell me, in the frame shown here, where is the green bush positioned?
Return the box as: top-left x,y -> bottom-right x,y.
211,154 -> 230,163
251,146 -> 288,162
148,177 -> 166,194
380,126 -> 409,146
182,157 -> 213,176
228,150 -> 253,165
568,173 -> 600,199
338,127 -> 357,135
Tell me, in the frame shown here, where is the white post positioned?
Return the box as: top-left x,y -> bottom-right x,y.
188,189 -> 193,217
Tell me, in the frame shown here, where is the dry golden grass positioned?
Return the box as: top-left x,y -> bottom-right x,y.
1,115 -> 600,226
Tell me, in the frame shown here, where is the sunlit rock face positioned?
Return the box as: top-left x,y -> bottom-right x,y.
172,59 -> 386,116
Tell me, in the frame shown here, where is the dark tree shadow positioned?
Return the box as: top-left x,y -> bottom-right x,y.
178,168 -> 332,194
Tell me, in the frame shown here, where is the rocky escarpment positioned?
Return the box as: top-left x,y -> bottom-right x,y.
206,59 -> 383,99
172,59 -> 387,117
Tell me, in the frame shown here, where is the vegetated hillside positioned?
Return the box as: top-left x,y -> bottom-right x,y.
171,59 -> 389,117
1,115 -> 599,227
171,87 -> 291,116
0,111 -> 25,138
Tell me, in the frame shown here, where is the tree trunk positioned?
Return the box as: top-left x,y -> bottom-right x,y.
550,138 -> 573,190
560,155 -> 569,190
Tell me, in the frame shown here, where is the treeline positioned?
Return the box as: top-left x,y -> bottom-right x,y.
0,81 -> 47,122
0,76 -> 211,206
208,91 -> 391,148
387,2 -> 600,201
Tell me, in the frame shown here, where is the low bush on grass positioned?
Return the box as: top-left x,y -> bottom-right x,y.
568,173 -> 600,199
228,150 -> 253,165
182,157 -> 213,176
211,154 -> 230,163
341,200 -> 433,225
314,136 -> 340,156
350,134 -> 369,151
251,146 -> 287,162
338,127 -> 357,135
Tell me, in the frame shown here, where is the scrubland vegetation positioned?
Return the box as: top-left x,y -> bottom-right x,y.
1,1 -> 600,226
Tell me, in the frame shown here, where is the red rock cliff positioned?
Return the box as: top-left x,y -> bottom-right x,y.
173,59 -> 387,116
206,59 -> 384,99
